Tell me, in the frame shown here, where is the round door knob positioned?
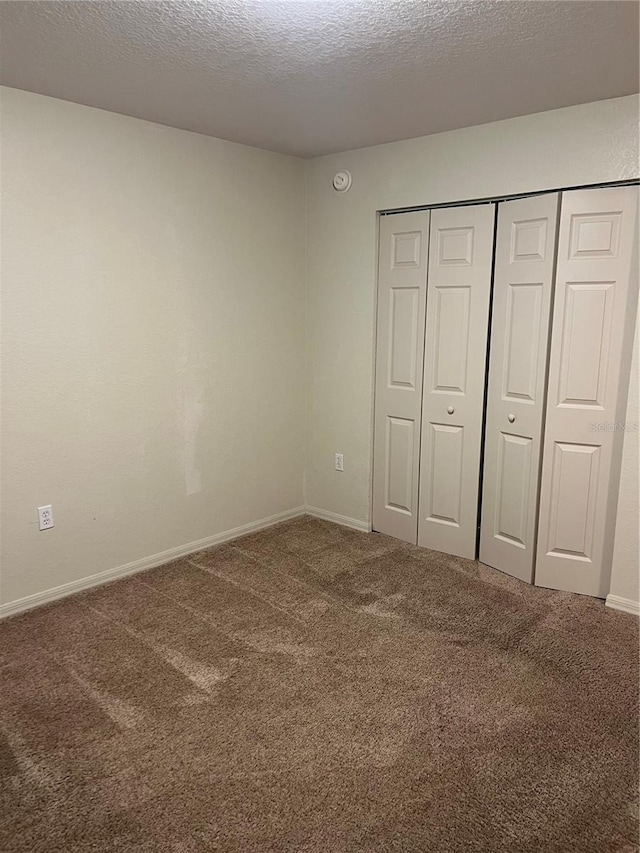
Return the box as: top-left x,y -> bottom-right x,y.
508,413 -> 516,423
447,406 -> 455,415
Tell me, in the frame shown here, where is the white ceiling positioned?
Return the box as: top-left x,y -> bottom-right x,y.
1,1 -> 638,158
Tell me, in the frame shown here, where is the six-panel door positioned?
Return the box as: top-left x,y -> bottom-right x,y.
479,193 -> 560,582
417,204 -> 495,558
535,186 -> 639,597
372,211 -> 430,543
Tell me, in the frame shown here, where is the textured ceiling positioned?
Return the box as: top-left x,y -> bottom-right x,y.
1,0 -> 638,158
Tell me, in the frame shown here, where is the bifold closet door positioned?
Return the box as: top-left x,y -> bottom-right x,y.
535,186 -> 639,597
479,193 -> 560,582
372,210 -> 430,543
418,204 -> 495,558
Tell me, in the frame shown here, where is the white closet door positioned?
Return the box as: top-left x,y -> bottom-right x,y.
480,193 -> 560,582
418,204 -> 495,558
535,186 -> 639,597
373,210 -> 430,543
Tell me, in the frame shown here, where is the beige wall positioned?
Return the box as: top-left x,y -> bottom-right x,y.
304,96 -> 639,559
1,87 -> 305,609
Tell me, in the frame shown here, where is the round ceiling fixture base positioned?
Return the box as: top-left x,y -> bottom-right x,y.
332,171 -> 352,193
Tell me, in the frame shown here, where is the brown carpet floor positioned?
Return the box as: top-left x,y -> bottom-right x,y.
0,517 -> 638,852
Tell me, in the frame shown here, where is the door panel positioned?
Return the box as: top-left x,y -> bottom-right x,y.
480,194 -> 560,581
373,211 -> 430,543
494,432 -> 533,547
431,287 -> 471,392
425,423 -> 464,526
385,417 -> 415,514
546,442 -> 600,560
502,283 -> 543,401
418,204 -> 494,558
535,186 -> 639,597
556,282 -> 614,407
388,288 -> 421,388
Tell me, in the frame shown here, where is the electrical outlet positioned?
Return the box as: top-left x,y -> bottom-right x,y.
38,505 -> 54,531
334,453 -> 344,472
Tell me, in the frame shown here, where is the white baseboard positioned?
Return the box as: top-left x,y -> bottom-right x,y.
305,505 -> 371,533
605,594 -> 640,616
0,506 -> 306,621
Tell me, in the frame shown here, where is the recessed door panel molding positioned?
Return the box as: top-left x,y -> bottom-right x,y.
502,283 -> 543,403
556,282 -> 614,409
545,442 -> 600,561
388,287 -> 421,389
431,286 -> 471,393
511,218 -> 548,262
392,230 -> 423,268
419,203 -> 495,558
436,227 -> 474,266
385,417 -> 415,514
569,213 -> 622,260
425,423 -> 464,526
494,432 -> 533,548
373,210 -> 430,543
480,193 -> 560,582
535,186 -> 639,597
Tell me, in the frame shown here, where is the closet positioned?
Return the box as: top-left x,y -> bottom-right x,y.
372,184 -> 639,598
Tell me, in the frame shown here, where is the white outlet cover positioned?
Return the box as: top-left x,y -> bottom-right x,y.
38,505 -> 54,530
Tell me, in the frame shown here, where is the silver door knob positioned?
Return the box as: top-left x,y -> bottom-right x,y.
508,414 -> 516,423
447,406 -> 455,415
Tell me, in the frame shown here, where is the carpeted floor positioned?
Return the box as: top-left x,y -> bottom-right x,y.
0,517 -> 638,852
